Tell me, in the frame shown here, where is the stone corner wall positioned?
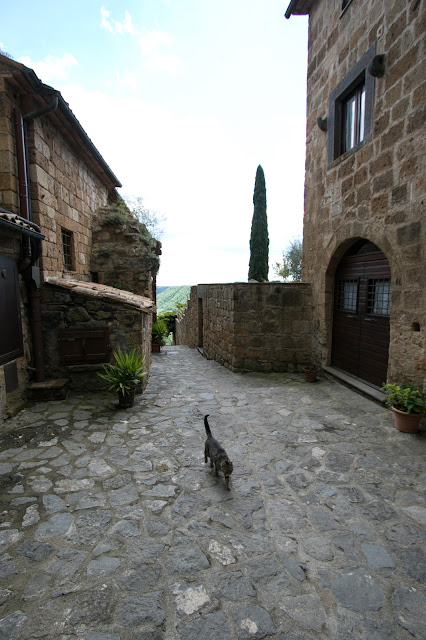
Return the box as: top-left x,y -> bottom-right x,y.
176,282 -> 314,373
91,208 -> 161,300
175,286 -> 199,348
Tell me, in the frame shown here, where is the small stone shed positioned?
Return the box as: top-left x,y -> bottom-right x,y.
39,278 -> 154,393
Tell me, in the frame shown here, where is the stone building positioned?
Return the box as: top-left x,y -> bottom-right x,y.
286,0 -> 425,392
0,54 -> 158,418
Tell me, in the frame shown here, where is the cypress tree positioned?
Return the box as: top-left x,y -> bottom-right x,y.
248,165 -> 269,281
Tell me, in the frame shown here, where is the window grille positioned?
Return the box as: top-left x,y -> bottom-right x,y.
367,279 -> 391,316
337,279 -> 358,311
62,230 -> 74,271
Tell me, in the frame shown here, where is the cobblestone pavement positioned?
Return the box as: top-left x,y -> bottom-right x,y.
0,346 -> 425,640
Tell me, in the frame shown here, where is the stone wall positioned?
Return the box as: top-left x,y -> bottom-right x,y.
176,283 -> 314,373
91,207 -> 161,300
28,116 -> 110,281
40,282 -> 152,391
301,0 -> 425,390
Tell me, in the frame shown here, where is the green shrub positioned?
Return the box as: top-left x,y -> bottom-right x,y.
97,349 -> 147,394
382,383 -> 426,414
152,320 -> 168,345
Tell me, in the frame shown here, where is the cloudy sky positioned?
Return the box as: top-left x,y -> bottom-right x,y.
2,0 -> 308,286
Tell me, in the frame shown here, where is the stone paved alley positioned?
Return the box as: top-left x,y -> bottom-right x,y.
0,346 -> 425,640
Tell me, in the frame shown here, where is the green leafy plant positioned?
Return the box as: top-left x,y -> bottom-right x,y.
382,383 -> 426,414
102,211 -> 128,226
97,349 -> 147,394
152,320 -> 168,345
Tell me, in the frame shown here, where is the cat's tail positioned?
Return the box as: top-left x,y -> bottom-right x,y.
204,415 -> 211,436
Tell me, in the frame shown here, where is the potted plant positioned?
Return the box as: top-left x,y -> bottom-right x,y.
152,320 -> 168,353
303,364 -> 321,383
97,348 -> 147,408
382,382 -> 426,433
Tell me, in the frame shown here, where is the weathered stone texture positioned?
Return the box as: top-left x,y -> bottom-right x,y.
302,0 -> 425,390
91,208 -> 161,300
176,283 -> 314,372
40,283 -> 151,390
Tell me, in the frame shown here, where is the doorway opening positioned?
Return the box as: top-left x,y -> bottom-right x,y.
331,240 -> 390,388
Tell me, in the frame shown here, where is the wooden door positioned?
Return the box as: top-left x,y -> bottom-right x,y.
331,243 -> 391,388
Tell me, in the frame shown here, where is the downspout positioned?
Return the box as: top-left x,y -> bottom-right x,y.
13,96 -> 58,382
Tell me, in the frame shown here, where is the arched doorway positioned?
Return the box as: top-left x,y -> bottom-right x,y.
331,240 -> 391,388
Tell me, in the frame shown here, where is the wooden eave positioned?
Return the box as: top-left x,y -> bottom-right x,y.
285,0 -> 316,18
0,57 -> 121,190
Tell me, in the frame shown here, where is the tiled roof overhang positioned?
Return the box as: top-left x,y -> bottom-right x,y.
45,278 -> 155,314
0,208 -> 45,240
0,54 -> 121,190
285,0 -> 316,18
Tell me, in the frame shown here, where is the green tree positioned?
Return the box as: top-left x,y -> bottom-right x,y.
248,165 -> 269,281
274,238 -> 303,282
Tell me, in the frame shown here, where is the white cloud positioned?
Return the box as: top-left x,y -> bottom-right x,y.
143,52 -> 181,75
99,8 -> 180,75
100,7 -> 114,32
100,7 -> 138,35
115,69 -> 138,90
139,30 -> 173,56
18,53 -> 78,82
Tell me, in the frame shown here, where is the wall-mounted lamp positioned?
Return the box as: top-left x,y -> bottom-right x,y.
317,117 -> 328,132
368,54 -> 386,77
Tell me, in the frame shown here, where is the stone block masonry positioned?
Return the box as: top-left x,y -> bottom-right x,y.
300,0 -> 426,390
40,280 -> 153,391
176,283 -> 314,373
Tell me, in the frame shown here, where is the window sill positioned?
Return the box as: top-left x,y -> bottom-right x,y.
328,140 -> 365,170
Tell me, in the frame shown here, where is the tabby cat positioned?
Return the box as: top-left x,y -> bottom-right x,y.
204,415 -> 233,490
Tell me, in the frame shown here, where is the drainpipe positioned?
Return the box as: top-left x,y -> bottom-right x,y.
13,96 -> 58,382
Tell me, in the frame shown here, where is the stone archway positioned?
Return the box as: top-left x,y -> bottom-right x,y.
330,240 -> 391,388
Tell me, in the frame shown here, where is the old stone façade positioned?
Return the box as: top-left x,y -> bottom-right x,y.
287,0 -> 425,391
0,54 -> 158,418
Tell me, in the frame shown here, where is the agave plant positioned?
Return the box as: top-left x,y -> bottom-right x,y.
98,348 -> 147,394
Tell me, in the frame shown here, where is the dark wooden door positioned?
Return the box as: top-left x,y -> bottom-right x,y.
331,244 -> 391,387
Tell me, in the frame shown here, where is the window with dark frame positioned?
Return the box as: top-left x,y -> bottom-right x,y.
336,279 -> 358,312
328,43 -> 376,167
62,229 -> 74,271
341,81 -> 366,154
367,279 -> 391,316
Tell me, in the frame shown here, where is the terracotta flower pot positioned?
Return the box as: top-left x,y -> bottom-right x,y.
303,367 -> 319,382
392,407 -> 424,433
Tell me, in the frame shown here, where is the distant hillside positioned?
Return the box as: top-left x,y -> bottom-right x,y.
157,286 -> 191,315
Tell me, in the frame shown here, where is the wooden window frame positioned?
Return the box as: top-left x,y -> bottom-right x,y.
62,229 -> 74,271
328,43 -> 376,167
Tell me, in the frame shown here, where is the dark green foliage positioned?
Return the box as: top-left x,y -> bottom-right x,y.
158,312 -> 177,334
156,286 -> 191,314
248,165 -> 269,281
152,320 -> 169,345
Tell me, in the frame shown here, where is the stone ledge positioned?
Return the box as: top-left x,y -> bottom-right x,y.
323,366 -> 386,405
